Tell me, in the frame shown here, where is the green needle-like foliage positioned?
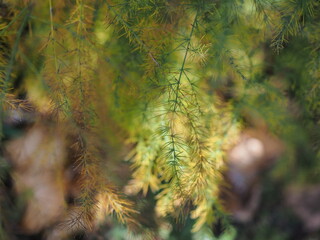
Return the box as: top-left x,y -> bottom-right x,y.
0,0 -> 320,239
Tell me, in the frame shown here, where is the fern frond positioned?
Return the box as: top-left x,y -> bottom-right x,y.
271,0 -> 316,53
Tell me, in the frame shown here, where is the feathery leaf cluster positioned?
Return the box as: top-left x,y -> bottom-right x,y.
0,0 -> 320,239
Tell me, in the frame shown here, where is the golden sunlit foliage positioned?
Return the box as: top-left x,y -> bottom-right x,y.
0,0 -> 320,239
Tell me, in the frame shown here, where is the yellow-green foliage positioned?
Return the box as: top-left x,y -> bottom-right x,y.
0,0 -> 320,238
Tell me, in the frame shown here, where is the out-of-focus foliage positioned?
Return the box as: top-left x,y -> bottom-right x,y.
0,0 -> 319,239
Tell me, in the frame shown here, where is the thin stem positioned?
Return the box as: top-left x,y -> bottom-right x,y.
172,13 -> 198,113
49,0 -> 59,73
